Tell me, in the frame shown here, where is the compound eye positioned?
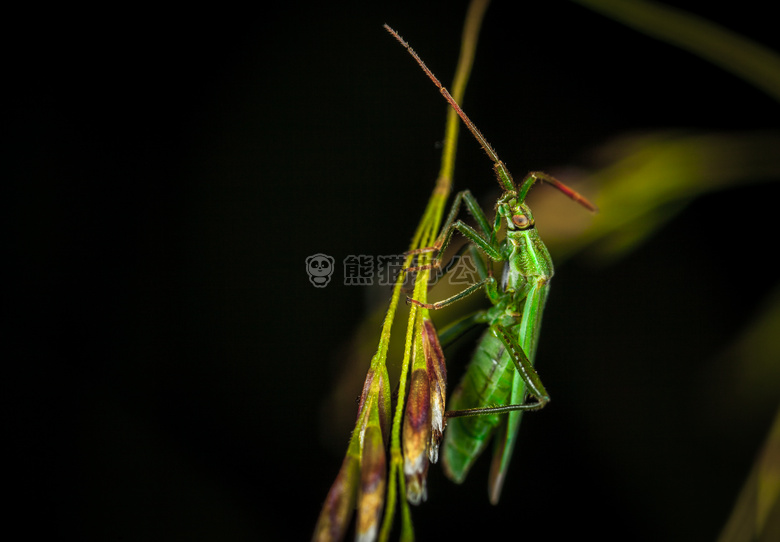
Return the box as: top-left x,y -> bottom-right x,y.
512,214 -> 531,228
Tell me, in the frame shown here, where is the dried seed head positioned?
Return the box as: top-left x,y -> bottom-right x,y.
312,452 -> 360,542
357,366 -> 392,443
422,318 -> 447,463
403,366 -> 431,505
315,362 -> 390,542
356,424 -> 386,542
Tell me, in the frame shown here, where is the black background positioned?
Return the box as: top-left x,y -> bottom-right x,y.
7,1 -> 780,540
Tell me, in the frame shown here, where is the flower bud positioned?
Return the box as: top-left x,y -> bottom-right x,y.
403,364 -> 431,505
422,318 -> 446,463
356,423 -> 386,542
312,452 -> 360,542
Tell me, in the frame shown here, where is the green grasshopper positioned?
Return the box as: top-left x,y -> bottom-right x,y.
385,25 -> 597,505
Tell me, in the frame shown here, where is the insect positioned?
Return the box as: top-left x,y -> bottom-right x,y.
384,25 -> 597,504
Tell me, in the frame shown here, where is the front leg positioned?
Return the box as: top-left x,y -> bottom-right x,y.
407,276 -> 496,310
404,189 -> 500,274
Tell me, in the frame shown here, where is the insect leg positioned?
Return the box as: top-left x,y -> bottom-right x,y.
408,231 -> 501,310
407,276 -> 495,310
405,189 -> 499,273
489,277 -> 551,503
491,323 -> 549,407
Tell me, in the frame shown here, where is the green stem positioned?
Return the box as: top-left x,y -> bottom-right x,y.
378,1 -> 491,539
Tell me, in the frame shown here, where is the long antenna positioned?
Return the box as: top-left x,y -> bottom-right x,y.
383,25 -> 503,168
385,24 -> 597,212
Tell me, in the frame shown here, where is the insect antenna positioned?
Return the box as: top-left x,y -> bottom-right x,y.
517,171 -> 598,212
385,24 -> 597,213
384,24 -> 516,193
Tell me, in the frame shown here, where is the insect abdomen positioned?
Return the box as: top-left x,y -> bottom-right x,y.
442,329 -> 518,482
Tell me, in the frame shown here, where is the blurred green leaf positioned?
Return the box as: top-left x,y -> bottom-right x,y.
572,0 -> 780,103
717,402 -> 780,542
537,130 -> 780,262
